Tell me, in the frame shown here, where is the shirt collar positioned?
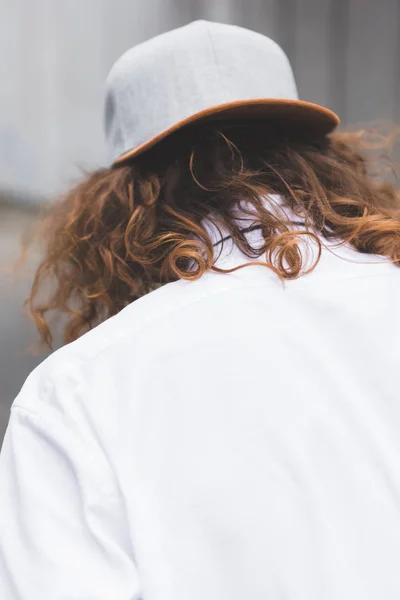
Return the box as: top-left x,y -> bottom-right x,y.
200,194 -> 306,269
199,194 -> 394,274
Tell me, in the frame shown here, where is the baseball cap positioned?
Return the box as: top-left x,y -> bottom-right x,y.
105,20 -> 339,166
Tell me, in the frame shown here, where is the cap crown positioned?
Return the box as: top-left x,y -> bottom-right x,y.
105,20 -> 298,163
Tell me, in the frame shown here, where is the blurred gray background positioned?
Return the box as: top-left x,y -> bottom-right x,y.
1,0 -> 400,442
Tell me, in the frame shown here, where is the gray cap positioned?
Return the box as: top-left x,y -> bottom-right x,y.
105,20 -> 339,166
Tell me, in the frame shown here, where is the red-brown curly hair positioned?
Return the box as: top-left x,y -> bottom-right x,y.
25,119 -> 400,348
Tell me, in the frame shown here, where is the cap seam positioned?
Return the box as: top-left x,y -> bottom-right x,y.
204,22 -> 227,96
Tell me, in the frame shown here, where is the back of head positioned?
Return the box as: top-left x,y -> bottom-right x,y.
21,20 -> 400,348
27,120 -> 400,348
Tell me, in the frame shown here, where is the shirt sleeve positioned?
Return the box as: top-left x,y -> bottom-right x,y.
0,374 -> 140,600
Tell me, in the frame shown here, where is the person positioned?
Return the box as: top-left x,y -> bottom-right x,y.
1,19 -> 400,600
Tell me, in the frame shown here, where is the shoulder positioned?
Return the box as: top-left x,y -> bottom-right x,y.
13,270 -> 252,415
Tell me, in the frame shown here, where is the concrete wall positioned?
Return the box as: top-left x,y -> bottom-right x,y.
0,204 -> 45,440
1,0 -> 400,440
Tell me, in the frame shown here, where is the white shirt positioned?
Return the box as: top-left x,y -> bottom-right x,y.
1,197 -> 400,600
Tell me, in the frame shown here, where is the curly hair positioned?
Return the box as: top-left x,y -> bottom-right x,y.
25,119 -> 400,348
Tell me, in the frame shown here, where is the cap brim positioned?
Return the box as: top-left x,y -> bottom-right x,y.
113,98 -> 340,165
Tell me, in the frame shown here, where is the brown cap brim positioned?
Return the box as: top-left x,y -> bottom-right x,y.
113,98 -> 340,166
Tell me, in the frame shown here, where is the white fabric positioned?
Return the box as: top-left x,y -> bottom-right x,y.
1,197 -> 400,599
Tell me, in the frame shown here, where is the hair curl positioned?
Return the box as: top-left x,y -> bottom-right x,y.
25,120 -> 400,348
